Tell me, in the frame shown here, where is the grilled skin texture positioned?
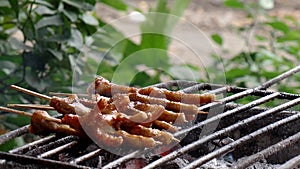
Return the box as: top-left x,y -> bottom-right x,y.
88,76 -> 216,105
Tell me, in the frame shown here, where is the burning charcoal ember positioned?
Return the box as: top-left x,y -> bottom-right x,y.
200,158 -> 232,169
235,158 -> 281,169
156,154 -> 195,169
159,157 -> 191,169
58,153 -> 71,162
97,156 -> 102,168
121,158 -> 147,169
223,152 -> 235,164
212,137 -> 235,148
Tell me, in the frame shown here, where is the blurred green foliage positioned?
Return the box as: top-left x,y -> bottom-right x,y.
0,0 -> 192,150
212,0 -> 300,92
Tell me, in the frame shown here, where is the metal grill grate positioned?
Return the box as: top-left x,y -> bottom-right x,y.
0,65 -> 300,169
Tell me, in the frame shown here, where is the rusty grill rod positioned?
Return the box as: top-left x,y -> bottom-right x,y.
102,151 -> 141,169
144,97 -> 300,169
152,80 -> 198,89
199,65 -> 300,110
183,106 -> 300,168
278,153 -> 300,169
0,151 -> 86,169
25,136 -> 78,156
257,64 -> 300,90
182,83 -> 299,100
38,140 -> 79,158
0,125 -> 29,145
9,135 -> 57,154
174,92 -> 280,137
232,129 -> 300,169
70,149 -> 103,165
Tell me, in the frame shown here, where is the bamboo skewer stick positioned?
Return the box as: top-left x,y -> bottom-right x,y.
10,85 -> 51,100
7,104 -> 54,110
49,92 -> 89,97
0,106 -> 32,117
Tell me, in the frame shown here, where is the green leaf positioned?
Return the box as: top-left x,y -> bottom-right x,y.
8,0 -> 18,17
277,31 -> 300,42
259,0 -> 274,9
62,0 -> 95,11
34,0 -> 55,8
22,16 -> 36,40
0,54 -> 22,63
0,139 -> 15,152
68,54 -> 82,75
211,34 -> 223,46
63,9 -> 78,22
255,35 -> 267,41
224,0 -> 244,9
261,70 -> 280,79
167,0 -> 191,31
155,0 -> 169,13
226,67 -> 251,80
68,28 -> 83,49
81,13 -> 99,26
48,49 -> 63,61
130,71 -> 160,87
0,1 -> 10,7
100,0 -> 128,11
0,61 -> 16,75
141,33 -> 169,50
35,5 -> 56,15
267,21 -> 289,33
36,15 -> 64,29
169,65 -> 201,80
9,37 -> 32,51
6,114 -> 31,127
170,0 -> 191,17
25,69 -> 48,91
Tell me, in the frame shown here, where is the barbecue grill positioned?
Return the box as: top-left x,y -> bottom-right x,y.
0,65 -> 300,169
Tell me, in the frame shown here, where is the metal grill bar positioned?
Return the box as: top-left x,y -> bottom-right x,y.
38,140 -> 79,158
0,125 -> 29,145
70,149 -> 103,165
182,83 -> 299,100
278,153 -> 300,169
232,130 -> 300,169
102,151 -> 141,169
257,65 -> 300,90
199,65 -> 300,111
0,151 -> 86,169
152,80 -> 198,89
25,136 -> 79,156
9,135 -> 57,154
174,92 -> 280,137
183,109 -> 300,168
144,97 -> 300,169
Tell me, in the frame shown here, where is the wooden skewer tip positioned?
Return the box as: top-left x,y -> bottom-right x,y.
7,104 -> 54,110
10,85 -> 51,100
0,106 -> 32,117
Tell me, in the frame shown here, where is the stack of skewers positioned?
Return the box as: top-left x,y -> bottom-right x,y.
0,76 -> 216,149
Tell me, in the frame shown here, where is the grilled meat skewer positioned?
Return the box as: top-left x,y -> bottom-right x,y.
88,76 -> 216,105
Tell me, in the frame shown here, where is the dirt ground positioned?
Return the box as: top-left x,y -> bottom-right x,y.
96,0 -> 300,66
